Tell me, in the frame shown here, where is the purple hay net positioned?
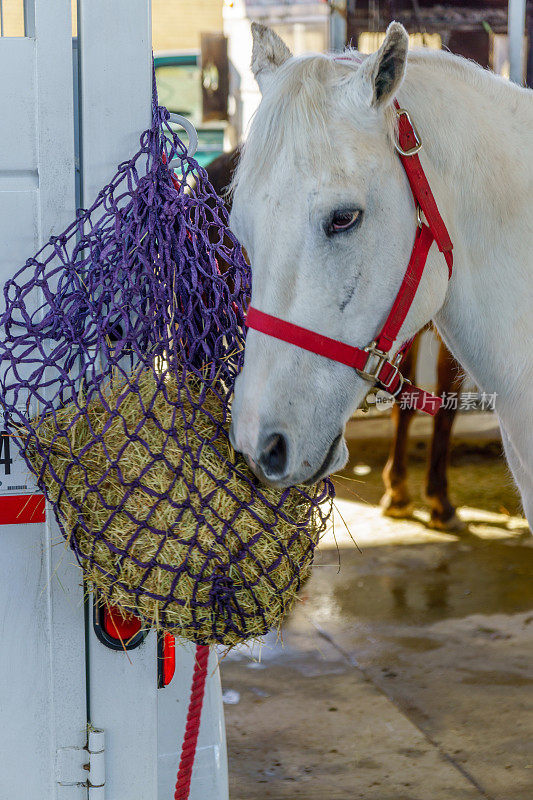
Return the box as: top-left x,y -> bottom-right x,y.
0,78 -> 333,644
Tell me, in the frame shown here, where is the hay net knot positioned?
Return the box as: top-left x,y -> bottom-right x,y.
0,70 -> 333,646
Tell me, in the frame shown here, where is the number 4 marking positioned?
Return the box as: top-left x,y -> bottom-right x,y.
0,432 -> 13,475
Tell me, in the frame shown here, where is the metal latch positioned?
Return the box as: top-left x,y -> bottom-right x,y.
56,727 -> 105,797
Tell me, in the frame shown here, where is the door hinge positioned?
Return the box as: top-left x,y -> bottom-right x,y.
56,727 -> 105,797
87,728 -> 106,799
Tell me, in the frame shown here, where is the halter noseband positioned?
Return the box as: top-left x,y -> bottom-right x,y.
246,99 -> 453,416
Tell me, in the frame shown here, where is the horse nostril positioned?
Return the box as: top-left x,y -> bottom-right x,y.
258,433 -> 288,477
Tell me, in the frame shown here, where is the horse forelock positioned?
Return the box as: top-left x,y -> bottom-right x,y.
230,51 -> 399,198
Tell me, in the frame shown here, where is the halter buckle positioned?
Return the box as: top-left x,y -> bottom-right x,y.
356,341 -> 389,382
395,108 -> 422,157
380,363 -> 405,397
357,341 -> 406,398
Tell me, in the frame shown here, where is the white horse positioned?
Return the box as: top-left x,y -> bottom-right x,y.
229,22 -> 533,526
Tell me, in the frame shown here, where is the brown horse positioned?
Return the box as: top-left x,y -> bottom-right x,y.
381,332 -> 464,530
206,149 -> 464,531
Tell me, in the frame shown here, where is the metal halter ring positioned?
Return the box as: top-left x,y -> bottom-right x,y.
168,113 -> 199,157
394,108 -> 423,157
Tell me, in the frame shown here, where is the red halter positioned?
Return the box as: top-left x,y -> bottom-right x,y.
246,100 -> 453,415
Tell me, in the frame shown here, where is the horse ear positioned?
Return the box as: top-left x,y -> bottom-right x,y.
357,22 -> 408,108
251,22 -> 292,93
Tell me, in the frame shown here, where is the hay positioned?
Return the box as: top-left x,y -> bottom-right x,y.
27,368 -> 329,646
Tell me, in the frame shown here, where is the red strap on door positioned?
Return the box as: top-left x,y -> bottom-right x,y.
0,493 -> 45,524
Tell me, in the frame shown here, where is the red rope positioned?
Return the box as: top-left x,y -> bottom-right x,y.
174,644 -> 210,800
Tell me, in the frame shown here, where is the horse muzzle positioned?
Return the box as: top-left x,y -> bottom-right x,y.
230,420 -> 346,488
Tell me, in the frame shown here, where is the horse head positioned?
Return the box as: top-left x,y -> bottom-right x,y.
230,22 -> 450,487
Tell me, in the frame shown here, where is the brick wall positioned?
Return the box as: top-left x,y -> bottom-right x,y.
152,0 -> 223,52
1,0 -> 24,36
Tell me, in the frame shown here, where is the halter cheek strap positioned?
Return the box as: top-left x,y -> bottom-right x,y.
246,100 -> 453,416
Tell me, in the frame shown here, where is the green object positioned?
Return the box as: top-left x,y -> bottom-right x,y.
154,54 -> 225,166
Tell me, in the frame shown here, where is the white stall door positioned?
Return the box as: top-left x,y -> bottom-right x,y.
0,2 -> 86,798
0,1 -> 228,798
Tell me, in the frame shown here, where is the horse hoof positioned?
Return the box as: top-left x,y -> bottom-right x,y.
428,511 -> 466,532
380,495 -> 414,519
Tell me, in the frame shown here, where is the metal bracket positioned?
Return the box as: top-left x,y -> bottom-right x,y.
55,744 -> 87,788
168,113 -> 199,158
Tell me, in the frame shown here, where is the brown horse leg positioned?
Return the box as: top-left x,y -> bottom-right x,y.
425,340 -> 465,530
381,337 -> 419,517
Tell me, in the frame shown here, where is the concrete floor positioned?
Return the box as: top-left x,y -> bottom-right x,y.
219,413 -> 533,800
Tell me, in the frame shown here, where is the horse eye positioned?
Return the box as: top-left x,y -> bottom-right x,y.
328,209 -> 361,235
